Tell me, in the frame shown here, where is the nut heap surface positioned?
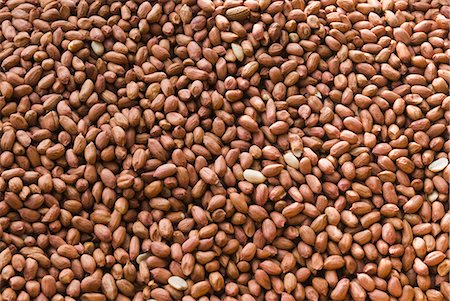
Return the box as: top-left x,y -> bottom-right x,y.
0,0 -> 450,300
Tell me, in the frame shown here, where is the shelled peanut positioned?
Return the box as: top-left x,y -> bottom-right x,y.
0,0 -> 449,300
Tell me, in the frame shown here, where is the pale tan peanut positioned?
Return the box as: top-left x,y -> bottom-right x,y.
243,169 -> 266,184
428,158 -> 449,172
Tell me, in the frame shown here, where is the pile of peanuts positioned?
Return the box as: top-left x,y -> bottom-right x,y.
0,0 -> 449,300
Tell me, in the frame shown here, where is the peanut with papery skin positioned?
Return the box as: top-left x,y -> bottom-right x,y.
0,0 -> 449,300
